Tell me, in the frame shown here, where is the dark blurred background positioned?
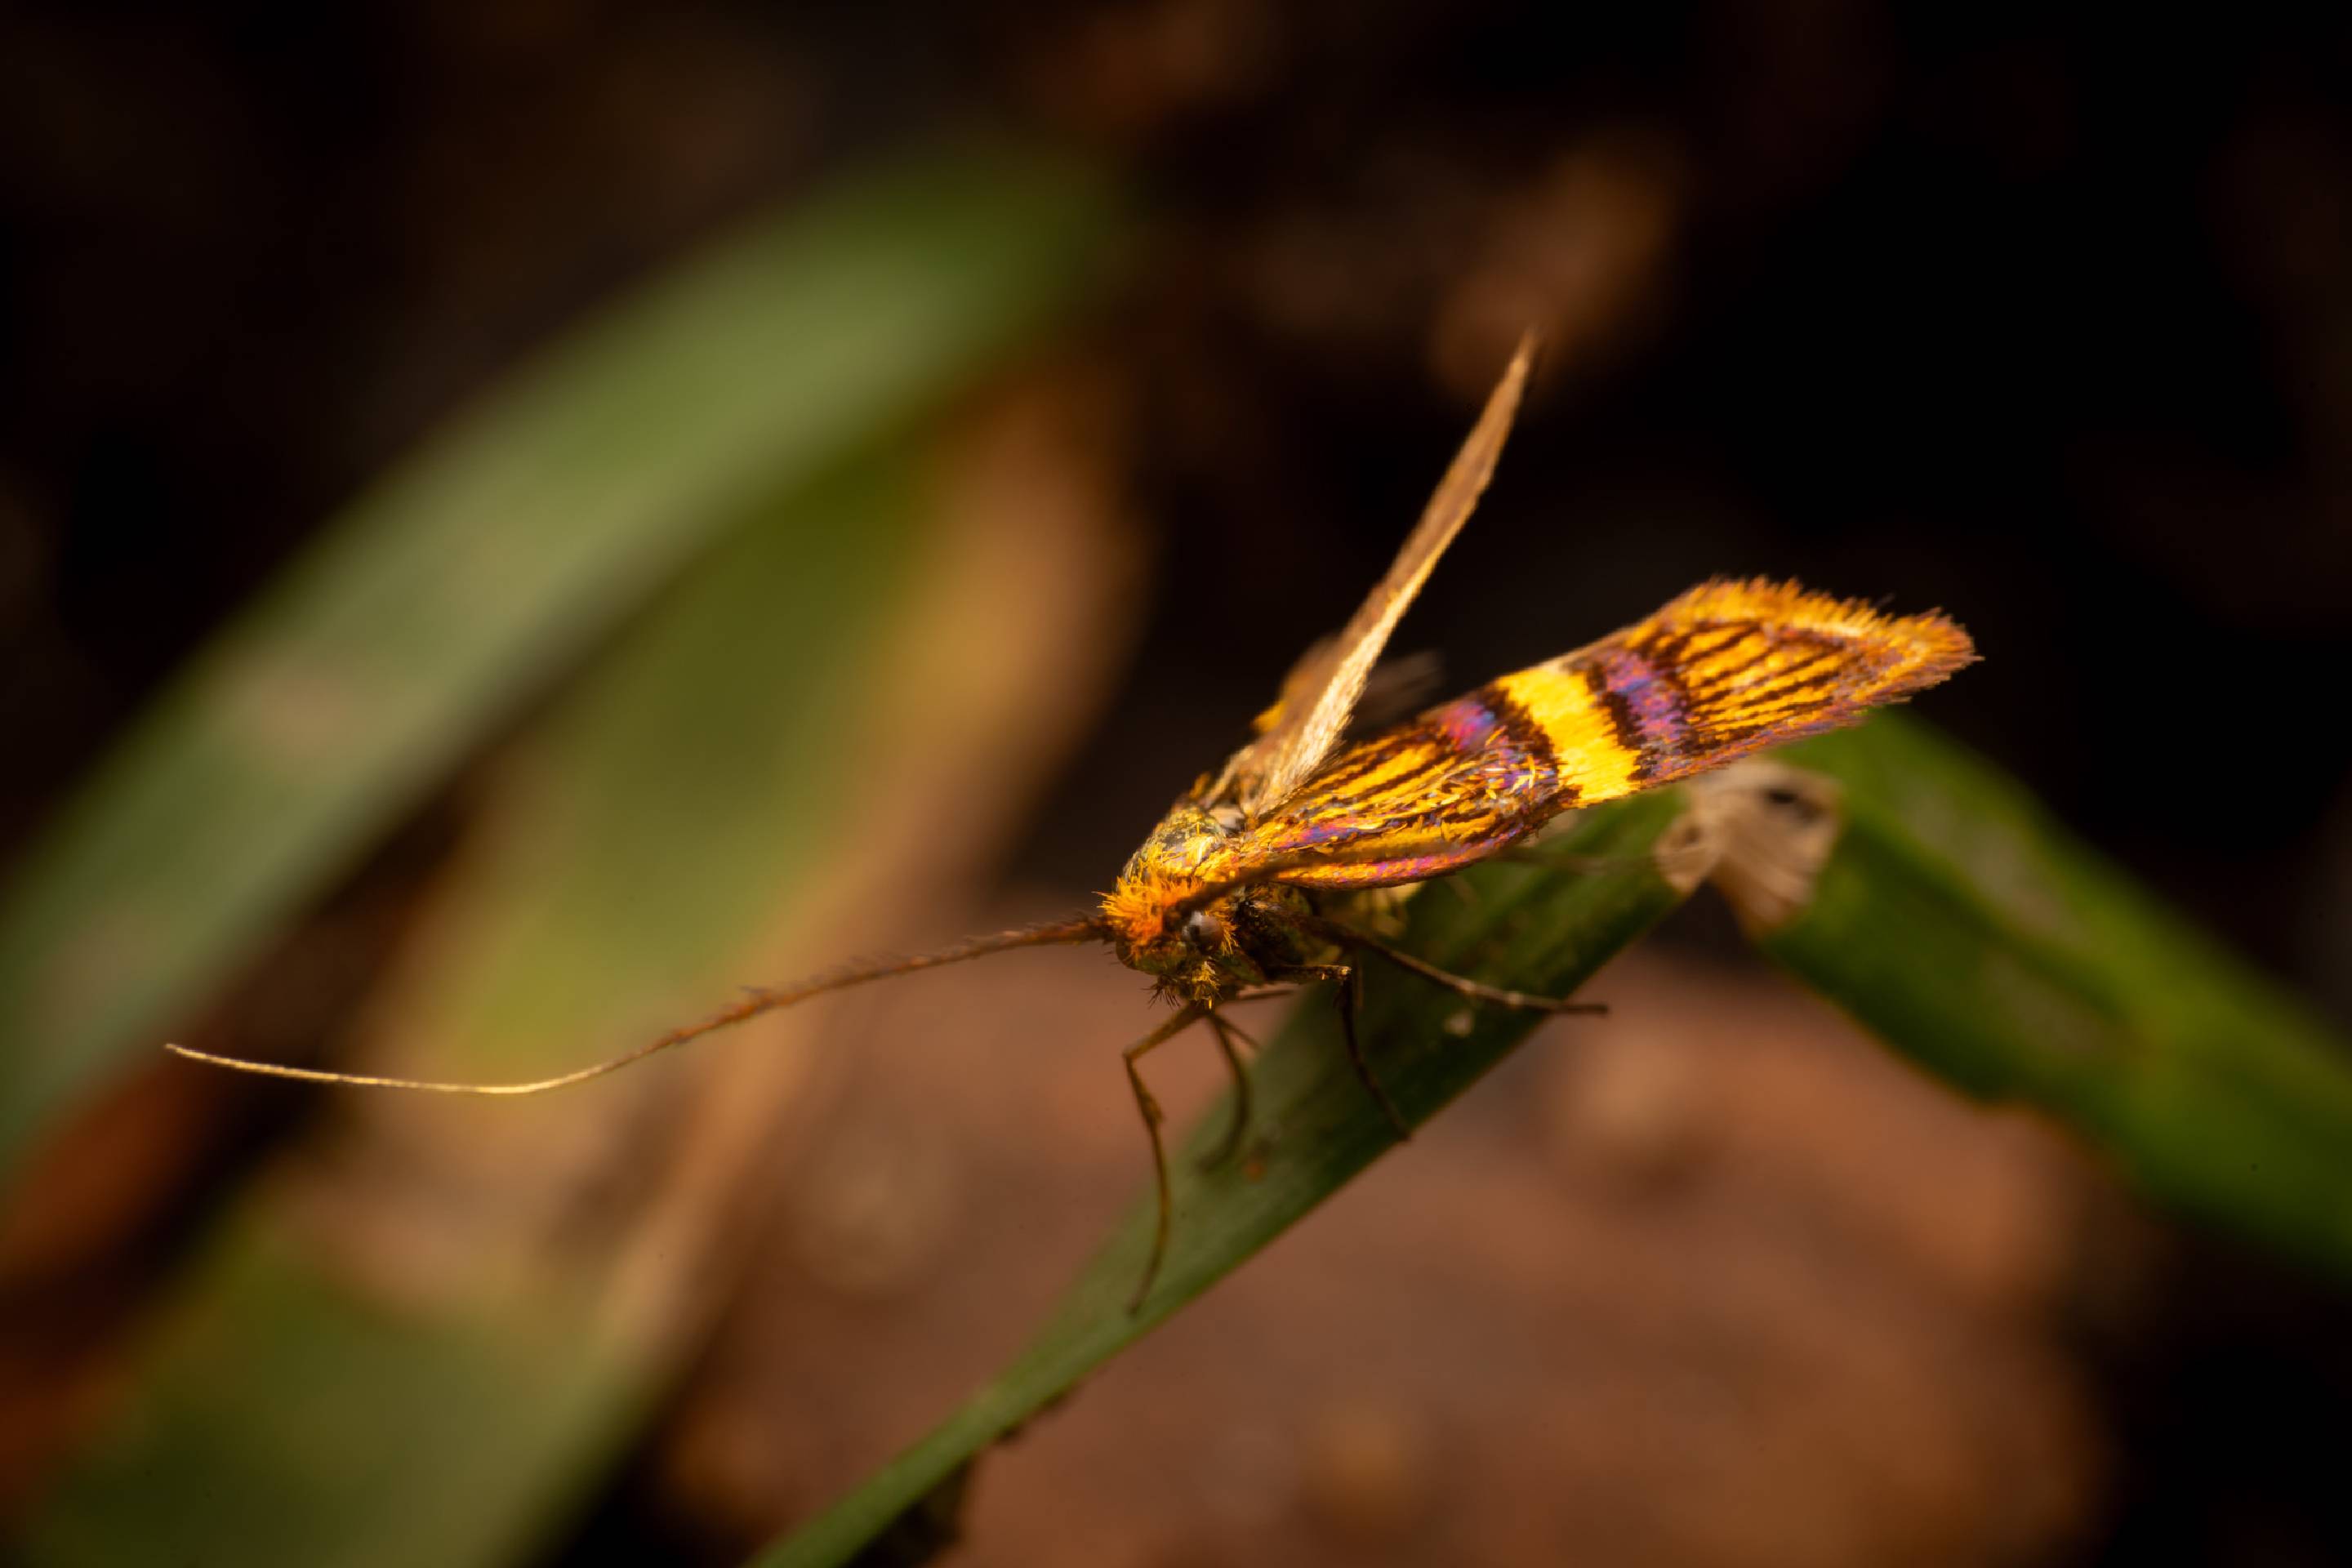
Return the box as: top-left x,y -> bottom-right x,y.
3,2 -> 2350,1565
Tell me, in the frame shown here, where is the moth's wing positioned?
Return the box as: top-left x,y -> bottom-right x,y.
1516,577 -> 1977,800
1350,648 -> 1445,733
1241,632 -> 1335,739
1229,578 -> 1974,891
1210,333 -> 1536,816
1243,644 -> 1444,745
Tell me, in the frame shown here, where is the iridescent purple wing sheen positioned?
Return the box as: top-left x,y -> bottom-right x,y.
1229,684 -> 1562,889
1226,579 -> 1976,894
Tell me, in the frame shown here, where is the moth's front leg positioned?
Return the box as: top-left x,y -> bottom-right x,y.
1269,960 -> 1411,1141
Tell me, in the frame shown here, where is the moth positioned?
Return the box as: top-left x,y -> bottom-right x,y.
172,335 -> 1975,1308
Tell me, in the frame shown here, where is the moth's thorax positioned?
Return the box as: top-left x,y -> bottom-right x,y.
1101,802 -> 1304,1004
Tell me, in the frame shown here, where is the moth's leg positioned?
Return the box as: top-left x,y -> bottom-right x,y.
1221,985 -> 1304,1007
1123,1003 -> 1209,1314
1309,917 -> 1608,1018
1274,961 -> 1412,1141
1198,1011 -> 1259,1171
1341,961 -> 1413,1138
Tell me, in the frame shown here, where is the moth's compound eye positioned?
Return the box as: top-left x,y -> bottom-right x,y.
1181,908 -> 1223,950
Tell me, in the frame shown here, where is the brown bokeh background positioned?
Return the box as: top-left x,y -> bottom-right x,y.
4,2 -> 2350,1564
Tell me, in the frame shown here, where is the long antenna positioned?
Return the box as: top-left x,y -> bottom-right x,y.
165,915 -> 1107,1095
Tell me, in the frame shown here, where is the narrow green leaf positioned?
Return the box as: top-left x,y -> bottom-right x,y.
756,790 -> 1693,1568
0,146 -> 1114,1178
16,443 -> 924,1568
1763,715 -> 2352,1283
17,353 -> 1148,1566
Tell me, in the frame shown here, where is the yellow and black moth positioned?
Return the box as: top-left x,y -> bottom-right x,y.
172,336 -> 1974,1308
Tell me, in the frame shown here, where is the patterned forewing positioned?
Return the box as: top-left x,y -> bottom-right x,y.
1239,578 -> 1974,890
1210,335 -> 1536,814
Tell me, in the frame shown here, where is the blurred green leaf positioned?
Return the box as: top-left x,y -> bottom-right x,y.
17,442 -> 926,1568
21,1205 -> 645,1568
756,790 -> 1693,1568
0,146 -> 1114,1178
1764,715 -> 2352,1284
18,383 -> 1129,1567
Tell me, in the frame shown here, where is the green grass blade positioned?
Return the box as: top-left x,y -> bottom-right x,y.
0,146 -> 1113,1178
755,790 -> 1694,1568
1762,715 -> 2352,1282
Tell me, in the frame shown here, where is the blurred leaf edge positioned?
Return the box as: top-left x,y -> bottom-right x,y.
0,140 -> 1121,1181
